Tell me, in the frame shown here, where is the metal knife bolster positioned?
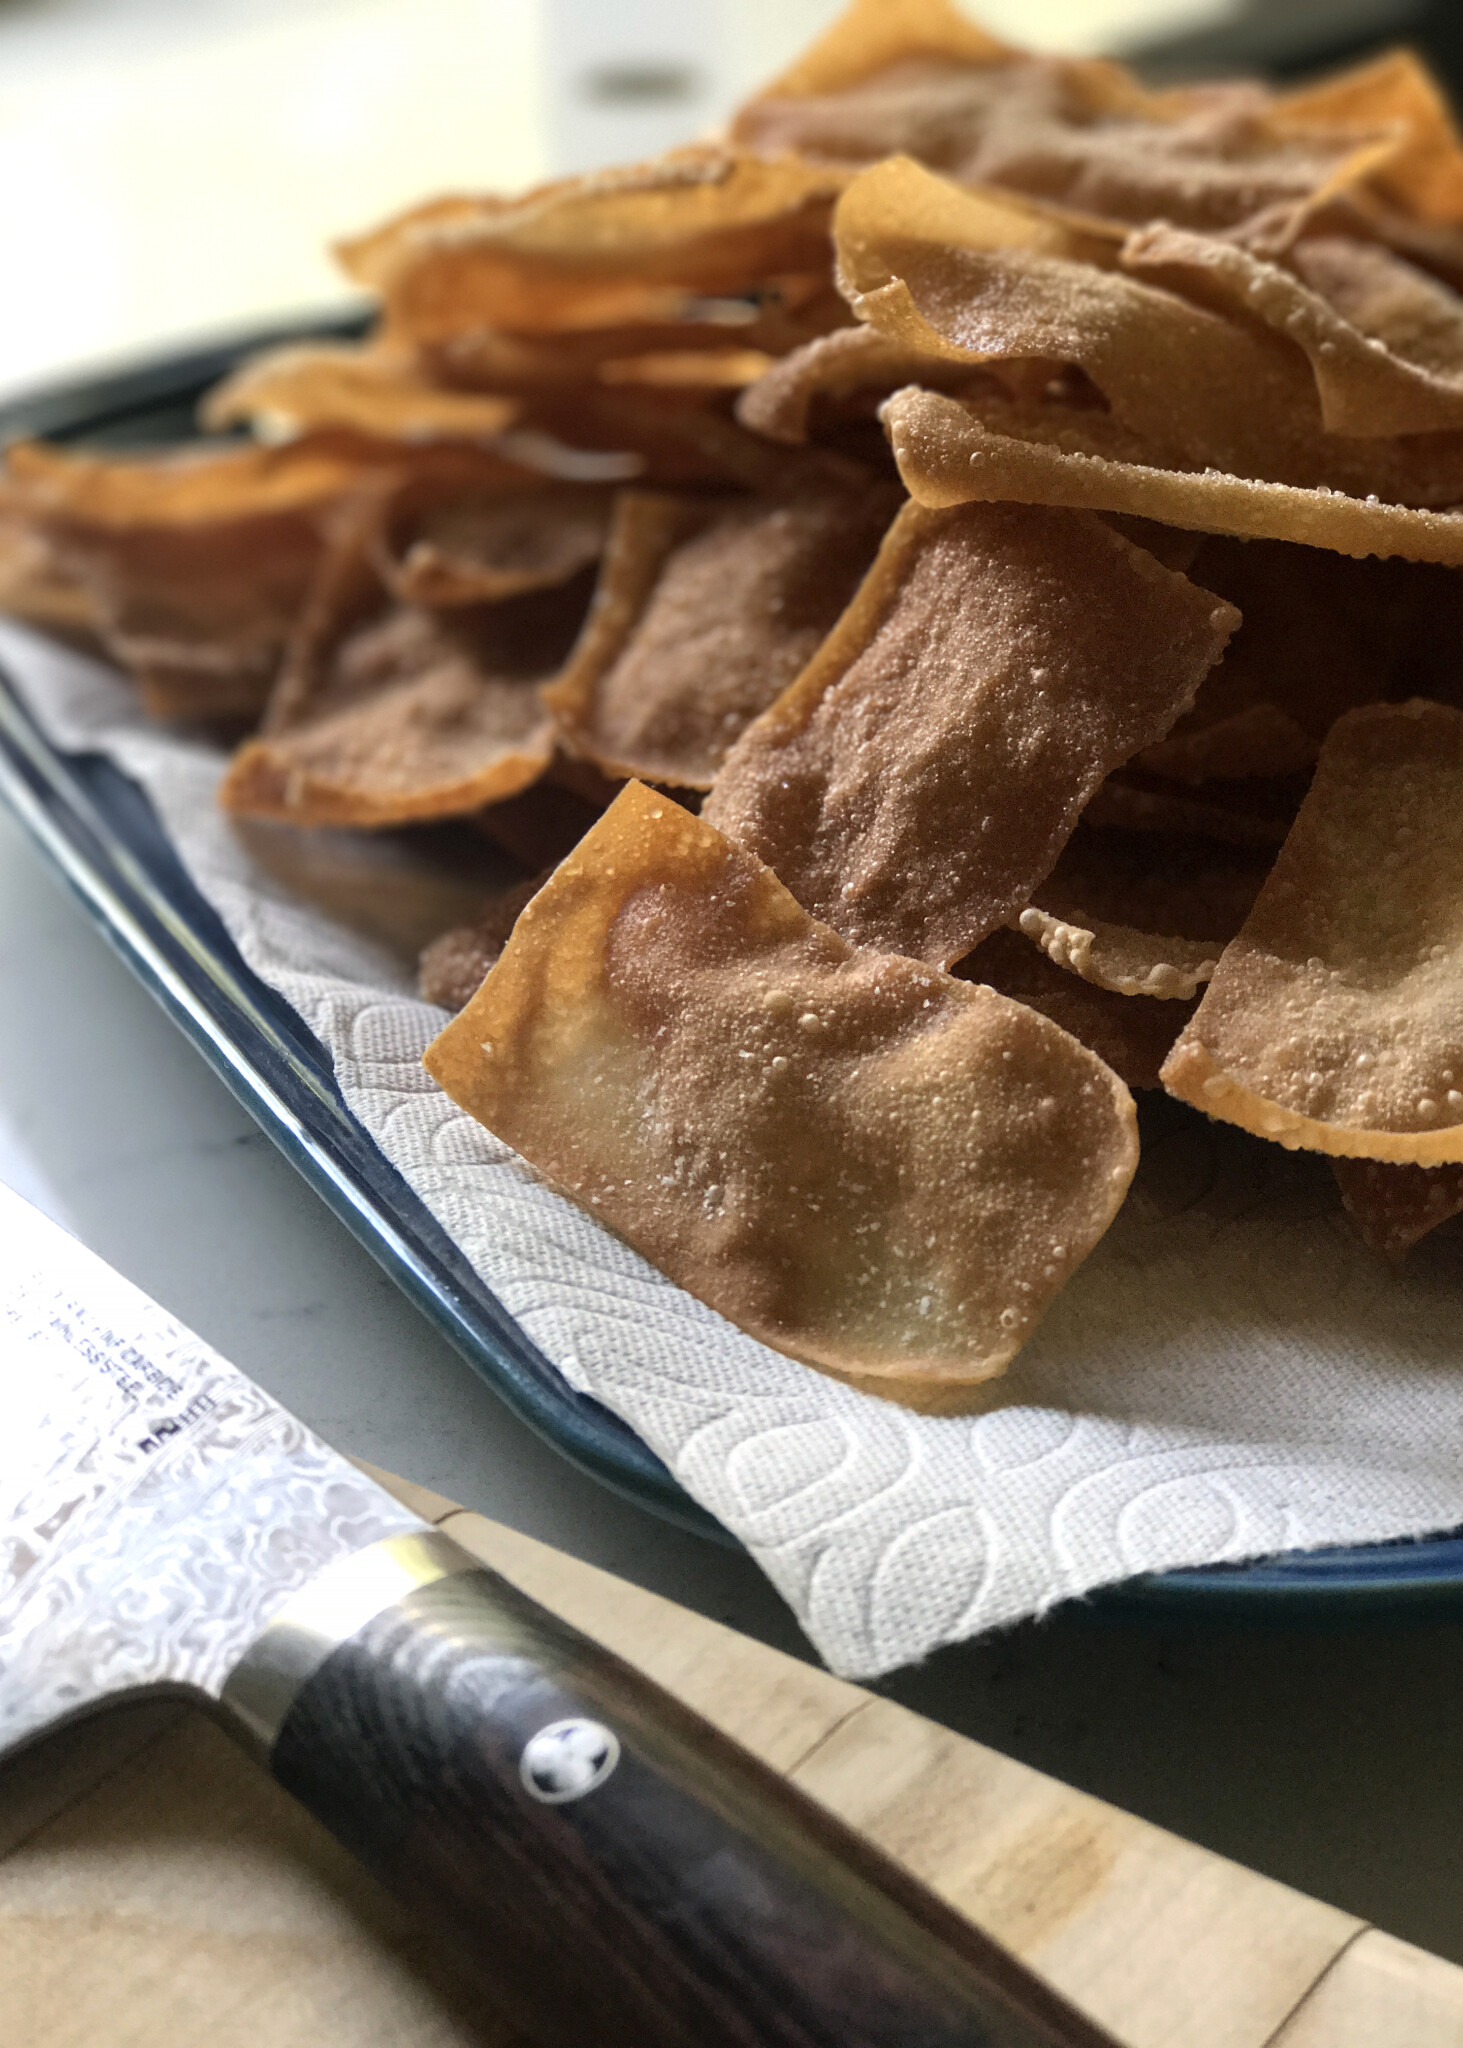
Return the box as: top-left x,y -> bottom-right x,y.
218,1529 -> 477,1754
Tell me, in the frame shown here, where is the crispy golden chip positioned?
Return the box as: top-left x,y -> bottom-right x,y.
0,434 -> 384,525
220,509 -> 590,827
0,434 -> 438,719
1015,906 -> 1218,1002
836,153 -> 1116,270
220,602 -> 568,826
1081,774 -> 1294,847
342,150 -> 848,344
735,323 -> 1001,443
1162,700 -> 1463,1162
1138,703 -> 1317,783
740,0 -> 1012,102
1014,825 -> 1270,1000
221,603 -> 572,826
704,499 -> 1236,966
1133,535 -> 1463,787
423,280 -> 853,391
1297,187 -> 1463,290
844,163 -> 1463,499
498,384 -> 872,493
424,780 -> 1138,1400
200,342 -> 522,444
543,479 -> 898,788
419,866 -> 553,1012
1124,224 -> 1463,438
0,515 -> 99,638
954,927 -> 1196,1091
376,481 -> 611,607
1331,1157 -> 1463,1258
1289,233 -> 1463,374
734,0 -> 1391,232
467,755 -> 624,870
835,158 -> 1341,475
1272,48 -> 1463,227
884,386 -> 1463,562
593,347 -> 775,390
1138,535 -> 1463,783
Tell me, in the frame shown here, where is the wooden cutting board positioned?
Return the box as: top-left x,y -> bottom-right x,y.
0,1463 -> 1459,2048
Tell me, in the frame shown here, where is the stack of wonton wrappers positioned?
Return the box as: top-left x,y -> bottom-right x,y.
5,0 -> 1463,1413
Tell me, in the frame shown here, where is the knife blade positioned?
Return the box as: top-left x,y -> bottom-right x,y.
0,1179 -> 1118,2048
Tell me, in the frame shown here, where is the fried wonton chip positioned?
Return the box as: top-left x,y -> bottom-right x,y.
0,434 -> 388,527
733,0 -> 1392,233
1137,535 -> 1463,781
1124,224 -> 1463,438
704,499 -> 1236,966
201,343 -> 522,444
1162,700 -> 1463,1162
1272,48 -> 1463,227
1331,1157 -> 1463,1258
495,384 -> 872,494
735,323 -> 1001,444
424,779 -> 1138,1401
220,511 -> 590,827
419,866 -> 553,1012
543,479 -> 898,787
1082,774 -> 1294,848
0,515 -> 98,638
739,0 -> 1013,102
467,755 -> 624,870
835,158 -> 1334,476
846,164 -> 1463,499
375,480 -> 611,607
0,436 -> 405,720
884,386 -> 1463,563
0,433 -> 488,718
955,927 -> 1195,1091
423,279 -> 853,390
1014,825 -> 1270,1000
341,150 -> 848,343
1138,703 -> 1316,784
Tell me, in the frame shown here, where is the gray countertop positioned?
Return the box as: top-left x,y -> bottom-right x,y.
3,796 -> 1461,1967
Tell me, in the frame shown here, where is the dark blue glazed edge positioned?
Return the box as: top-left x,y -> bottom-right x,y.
3,321 -> 1462,1615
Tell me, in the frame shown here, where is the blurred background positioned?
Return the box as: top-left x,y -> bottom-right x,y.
0,0 -> 1457,401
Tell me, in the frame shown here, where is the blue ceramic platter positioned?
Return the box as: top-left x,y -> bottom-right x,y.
2,321 -> 1460,1616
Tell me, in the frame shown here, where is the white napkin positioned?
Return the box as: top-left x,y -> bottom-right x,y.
7,619 -> 1463,1680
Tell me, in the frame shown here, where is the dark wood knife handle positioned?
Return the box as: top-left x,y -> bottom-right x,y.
264,1566 -> 1116,2048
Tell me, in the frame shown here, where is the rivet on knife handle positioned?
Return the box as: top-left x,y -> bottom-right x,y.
221,1535 -> 1119,2048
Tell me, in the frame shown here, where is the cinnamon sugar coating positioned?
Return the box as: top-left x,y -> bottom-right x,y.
706,499 -> 1236,966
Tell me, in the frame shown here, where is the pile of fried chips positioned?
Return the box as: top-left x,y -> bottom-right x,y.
8,0 -> 1463,1400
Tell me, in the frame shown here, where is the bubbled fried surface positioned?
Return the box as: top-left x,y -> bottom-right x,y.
424,782 -> 1138,1398
1162,700 -> 1463,1161
705,498 -> 1235,967
955,928 -> 1195,1092
1016,823 -> 1272,999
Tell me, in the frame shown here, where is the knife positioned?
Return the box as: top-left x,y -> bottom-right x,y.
0,1179 -> 1118,2048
